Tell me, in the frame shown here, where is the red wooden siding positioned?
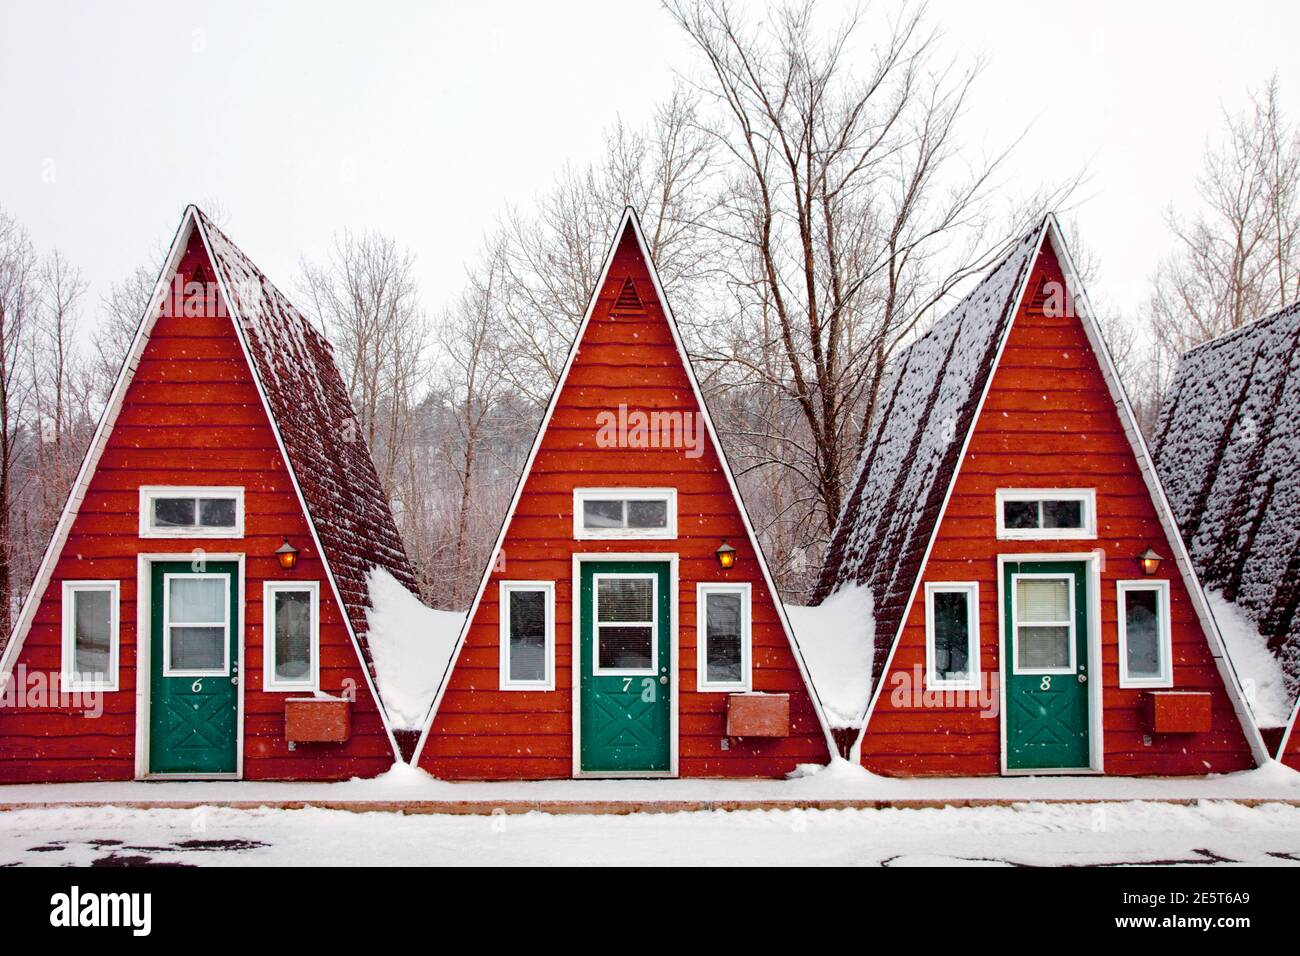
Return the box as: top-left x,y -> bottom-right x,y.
1281,721 -> 1300,770
0,234 -> 392,782
419,229 -> 828,779
860,246 -> 1255,776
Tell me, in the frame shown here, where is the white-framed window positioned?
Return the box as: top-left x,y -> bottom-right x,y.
499,581 -> 555,690
572,488 -> 677,540
697,582 -> 751,692
162,573 -> 231,677
1117,579 -> 1173,688
139,486 -> 244,538
1010,573 -> 1077,675
592,572 -> 659,676
263,581 -> 320,692
61,580 -> 120,692
995,488 -> 1096,540
924,582 -> 980,690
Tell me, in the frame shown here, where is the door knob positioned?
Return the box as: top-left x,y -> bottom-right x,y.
659,676 -> 668,685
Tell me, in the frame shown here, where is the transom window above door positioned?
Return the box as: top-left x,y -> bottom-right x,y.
593,574 -> 658,674
573,488 -> 676,540
140,486 -> 244,538
995,489 -> 1095,540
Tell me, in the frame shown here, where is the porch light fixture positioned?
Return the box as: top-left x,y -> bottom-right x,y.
1137,547 -> 1164,576
715,541 -> 737,570
276,539 -> 300,572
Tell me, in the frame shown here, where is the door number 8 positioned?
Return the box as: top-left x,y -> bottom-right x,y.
1039,676 -> 1052,691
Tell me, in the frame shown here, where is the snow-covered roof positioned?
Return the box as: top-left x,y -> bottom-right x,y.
1153,301 -> 1300,706
194,209 -> 420,656
813,219 -> 1045,692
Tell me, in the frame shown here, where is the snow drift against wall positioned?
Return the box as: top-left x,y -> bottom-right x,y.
784,585 -> 875,728
1207,590 -> 1291,728
364,568 -> 464,730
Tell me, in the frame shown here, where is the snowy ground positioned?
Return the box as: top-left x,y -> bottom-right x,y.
5,800 -> 1300,866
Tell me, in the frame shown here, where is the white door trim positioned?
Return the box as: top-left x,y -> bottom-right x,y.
571,552 -> 679,779
997,551 -> 1104,776
135,552 -> 246,780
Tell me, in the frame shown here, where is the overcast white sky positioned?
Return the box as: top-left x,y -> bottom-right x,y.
1,0 -> 1297,328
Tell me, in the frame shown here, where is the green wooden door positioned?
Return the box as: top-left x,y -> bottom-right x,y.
1003,560 -> 1090,771
149,561 -> 239,775
578,561 -> 671,774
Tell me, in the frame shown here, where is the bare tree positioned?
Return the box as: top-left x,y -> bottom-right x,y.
0,209 -> 35,625
298,231 -> 430,495
489,85 -> 717,405
431,242 -> 512,607
666,0 -> 1076,547
1148,75 -> 1300,370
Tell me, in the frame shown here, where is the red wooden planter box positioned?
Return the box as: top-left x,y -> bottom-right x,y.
726,693 -> 790,737
1143,691 -> 1212,734
285,697 -> 352,744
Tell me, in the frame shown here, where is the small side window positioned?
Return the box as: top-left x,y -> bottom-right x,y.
61,581 -> 120,692
1118,580 -> 1172,688
697,583 -> 751,691
499,582 -> 555,690
263,582 -> 320,691
924,582 -> 980,690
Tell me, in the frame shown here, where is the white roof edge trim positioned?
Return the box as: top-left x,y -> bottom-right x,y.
848,217 -> 1050,763
411,205 -> 839,764
1,206 -> 198,683
852,214 -> 1269,767
1043,215 -> 1270,766
2,206 -> 403,767
191,214 -> 404,764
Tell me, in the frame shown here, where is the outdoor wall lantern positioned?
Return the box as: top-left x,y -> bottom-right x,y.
1138,547 -> 1164,576
276,539 -> 300,572
715,541 -> 737,570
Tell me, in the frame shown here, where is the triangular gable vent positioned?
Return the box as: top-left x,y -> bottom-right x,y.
612,276 -> 643,312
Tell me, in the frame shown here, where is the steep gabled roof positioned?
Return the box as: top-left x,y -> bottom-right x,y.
196,210 -> 419,644
814,219 -> 1045,686
411,207 -> 838,762
817,215 -> 1268,763
1,206 -> 416,751
1153,302 -> 1300,703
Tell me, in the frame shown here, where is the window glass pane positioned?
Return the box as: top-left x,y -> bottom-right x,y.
598,625 -> 653,669
169,626 -> 225,671
705,591 -> 743,683
597,578 -> 653,622
627,499 -> 667,529
153,497 -> 195,528
932,590 -> 970,680
1042,499 -> 1083,529
73,589 -> 112,677
273,589 -> 313,683
1017,625 -> 1070,669
1003,500 -> 1039,529
198,497 -> 237,528
508,589 -> 547,683
1125,589 -> 1161,677
583,499 -> 624,529
169,577 -> 226,623
1017,578 -> 1069,621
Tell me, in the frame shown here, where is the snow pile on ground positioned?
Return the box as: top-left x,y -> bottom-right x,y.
364,567 -> 465,730
784,584 -> 874,728
8,799 -> 1300,867
1207,589 -> 1291,728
